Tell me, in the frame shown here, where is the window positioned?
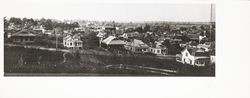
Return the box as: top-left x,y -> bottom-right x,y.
186,53 -> 188,56
30,38 -> 34,41
75,42 -> 78,46
157,50 -> 160,53
25,38 -> 28,41
70,43 -> 72,46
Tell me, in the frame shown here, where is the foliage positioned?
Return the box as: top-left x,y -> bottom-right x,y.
9,17 -> 22,25
82,31 -> 99,49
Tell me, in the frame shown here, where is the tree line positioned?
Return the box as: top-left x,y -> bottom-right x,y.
4,17 -> 79,30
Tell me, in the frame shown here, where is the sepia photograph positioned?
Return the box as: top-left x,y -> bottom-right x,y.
3,3 -> 215,76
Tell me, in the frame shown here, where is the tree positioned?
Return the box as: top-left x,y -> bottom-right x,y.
54,27 -> 63,34
192,26 -> 197,30
134,26 -> 143,33
69,22 -> 79,29
180,27 -> 187,31
200,25 -> 208,30
82,31 -> 99,49
9,17 -> 22,25
43,19 -> 53,30
181,35 -> 190,42
22,18 -> 35,29
162,39 -> 171,48
143,24 -> 150,32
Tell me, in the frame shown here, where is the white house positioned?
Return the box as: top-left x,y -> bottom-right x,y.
176,47 -> 210,66
149,41 -> 168,56
124,39 -> 149,53
33,25 -> 45,33
96,31 -> 107,47
63,34 -> 83,49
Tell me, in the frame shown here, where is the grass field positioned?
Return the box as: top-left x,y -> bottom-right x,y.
4,46 -> 215,76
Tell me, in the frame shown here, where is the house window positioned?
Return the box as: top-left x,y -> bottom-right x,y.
186,53 -> 188,56
157,50 -> 160,53
25,38 -> 29,41
70,42 -> 72,46
30,37 -> 34,41
75,42 -> 78,46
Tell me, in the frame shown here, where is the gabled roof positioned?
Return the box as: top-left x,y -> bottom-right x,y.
102,36 -> 126,45
151,41 -> 167,49
64,34 -> 82,42
11,30 -> 36,37
96,32 -> 106,38
183,47 -> 209,57
126,39 -> 149,48
102,36 -> 116,44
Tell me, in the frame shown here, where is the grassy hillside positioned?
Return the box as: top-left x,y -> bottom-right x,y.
4,46 -> 214,76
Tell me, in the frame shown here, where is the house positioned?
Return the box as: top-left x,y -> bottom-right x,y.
43,30 -> 54,35
33,25 -> 45,34
149,41 -> 168,56
124,39 -> 149,53
11,30 -> 37,43
63,34 -> 83,49
101,36 -> 126,50
121,32 -> 139,39
176,47 -> 210,66
197,42 -> 212,52
187,34 -> 199,42
96,31 -> 107,47
172,33 -> 183,43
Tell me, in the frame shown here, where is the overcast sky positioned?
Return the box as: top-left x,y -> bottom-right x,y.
1,1 -> 215,22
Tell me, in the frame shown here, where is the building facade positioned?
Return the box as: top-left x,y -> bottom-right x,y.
63,34 -> 83,49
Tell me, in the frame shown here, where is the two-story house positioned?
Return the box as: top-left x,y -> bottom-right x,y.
63,34 -> 83,49
176,47 -> 210,66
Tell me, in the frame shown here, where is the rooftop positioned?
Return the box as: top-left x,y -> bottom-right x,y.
11,30 -> 36,37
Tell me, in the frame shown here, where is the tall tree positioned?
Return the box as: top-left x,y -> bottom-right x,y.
43,19 -> 53,30
9,17 -> 22,25
162,39 -> 171,48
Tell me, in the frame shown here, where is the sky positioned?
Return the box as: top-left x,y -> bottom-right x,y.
0,0 -> 215,22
